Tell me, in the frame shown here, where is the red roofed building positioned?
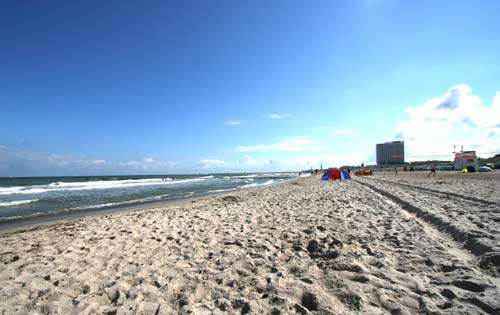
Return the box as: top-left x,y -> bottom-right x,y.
454,151 -> 477,170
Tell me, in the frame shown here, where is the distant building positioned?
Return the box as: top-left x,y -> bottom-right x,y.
454,151 -> 477,170
376,141 -> 405,165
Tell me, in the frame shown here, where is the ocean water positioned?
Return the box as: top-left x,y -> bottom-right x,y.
0,173 -> 296,221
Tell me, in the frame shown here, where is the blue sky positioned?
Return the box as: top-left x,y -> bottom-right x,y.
1,0 -> 499,176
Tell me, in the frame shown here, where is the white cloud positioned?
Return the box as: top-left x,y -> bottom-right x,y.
281,151 -> 371,170
121,160 -> 140,167
396,84 -> 500,160
0,144 -> 177,176
268,114 -> 291,119
225,120 -> 242,126
196,152 -> 371,172
0,147 -> 112,176
120,157 -> 176,171
198,156 -> 288,172
240,155 -> 258,166
199,158 -> 229,169
331,128 -> 357,136
236,136 -> 323,153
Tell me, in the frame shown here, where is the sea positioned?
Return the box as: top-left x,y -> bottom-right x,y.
0,173 -> 297,222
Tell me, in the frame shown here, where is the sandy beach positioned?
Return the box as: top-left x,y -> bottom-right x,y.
1,172 -> 499,314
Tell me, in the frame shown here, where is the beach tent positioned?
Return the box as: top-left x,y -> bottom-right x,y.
322,168 -> 340,180
321,168 -> 350,181
340,169 -> 351,180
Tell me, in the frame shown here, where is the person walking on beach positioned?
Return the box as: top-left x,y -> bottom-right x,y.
428,163 -> 437,177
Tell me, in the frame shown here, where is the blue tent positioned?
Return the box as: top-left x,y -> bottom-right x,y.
340,169 -> 351,180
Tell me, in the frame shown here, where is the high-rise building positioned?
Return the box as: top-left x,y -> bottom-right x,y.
376,141 -> 405,165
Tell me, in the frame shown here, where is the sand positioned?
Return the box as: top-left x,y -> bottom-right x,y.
0,172 -> 499,314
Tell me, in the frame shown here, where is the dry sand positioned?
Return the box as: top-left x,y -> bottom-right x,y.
1,172 -> 499,314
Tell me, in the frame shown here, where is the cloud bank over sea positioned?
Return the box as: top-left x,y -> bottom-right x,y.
396,84 -> 500,160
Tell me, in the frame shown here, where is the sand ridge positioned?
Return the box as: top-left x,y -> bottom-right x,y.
0,173 -> 499,314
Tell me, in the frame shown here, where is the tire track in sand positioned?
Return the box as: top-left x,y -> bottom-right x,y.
355,177 -> 500,276
363,177 -> 499,207
352,179 -> 500,313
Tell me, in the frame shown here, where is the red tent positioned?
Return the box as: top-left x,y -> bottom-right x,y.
321,167 -> 341,180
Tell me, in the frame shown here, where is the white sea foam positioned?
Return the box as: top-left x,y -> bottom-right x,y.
0,186 -> 26,195
226,175 -> 260,184
260,172 -> 297,178
208,188 -> 236,193
241,179 -> 276,188
0,211 -> 46,222
231,174 -> 259,178
0,199 -> 39,207
0,176 -> 214,195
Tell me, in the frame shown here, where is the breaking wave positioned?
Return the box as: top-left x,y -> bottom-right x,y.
241,179 -> 276,188
0,199 -> 39,207
0,176 -> 215,196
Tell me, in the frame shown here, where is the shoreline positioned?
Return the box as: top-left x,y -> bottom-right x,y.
0,178 -> 297,235
0,194 -> 202,235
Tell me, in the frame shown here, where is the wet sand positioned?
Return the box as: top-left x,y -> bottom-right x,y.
1,172 -> 499,314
